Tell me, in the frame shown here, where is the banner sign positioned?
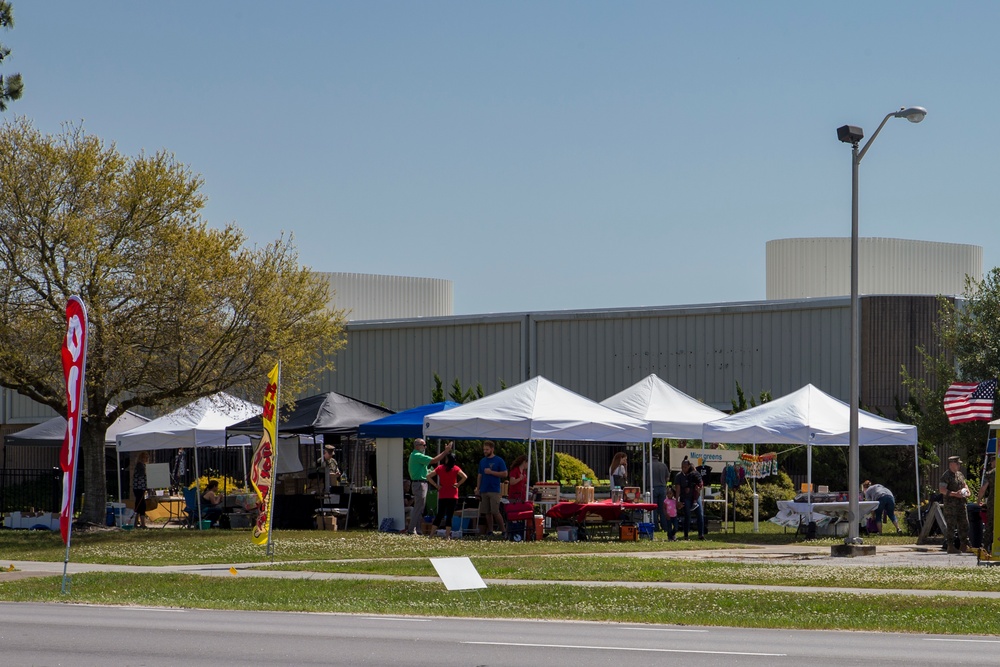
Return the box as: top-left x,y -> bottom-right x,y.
250,362 -> 279,546
669,447 -> 740,471
60,297 -> 88,544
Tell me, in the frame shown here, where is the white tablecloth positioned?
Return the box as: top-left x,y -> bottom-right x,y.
772,500 -> 879,528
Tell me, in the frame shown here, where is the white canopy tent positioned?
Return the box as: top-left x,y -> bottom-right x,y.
601,373 -> 728,490
702,383 -> 919,529
423,376 -> 652,493
115,393 -> 262,527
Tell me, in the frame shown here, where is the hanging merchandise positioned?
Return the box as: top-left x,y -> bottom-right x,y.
723,463 -> 743,489
740,452 -> 778,479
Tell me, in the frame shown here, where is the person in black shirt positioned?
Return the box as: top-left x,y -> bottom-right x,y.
673,458 -> 704,540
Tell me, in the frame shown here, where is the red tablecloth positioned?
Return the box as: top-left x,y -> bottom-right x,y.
545,500 -> 657,523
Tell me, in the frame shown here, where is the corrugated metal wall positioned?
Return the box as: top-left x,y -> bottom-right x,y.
320,299 -> 863,410
3,295 -> 945,425
530,300 -> 851,408
2,391 -> 58,425
316,315 -> 527,410
766,238 -> 982,300
862,296 -> 952,416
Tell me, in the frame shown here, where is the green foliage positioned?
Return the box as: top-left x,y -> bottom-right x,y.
552,452 -> 596,483
900,273 -> 1000,481
733,471 -> 795,521
0,1 -> 22,111
731,381 -> 772,413
431,374 -> 507,404
0,119 -> 346,524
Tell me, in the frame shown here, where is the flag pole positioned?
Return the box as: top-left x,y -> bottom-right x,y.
266,361 -> 281,560
60,296 -> 88,595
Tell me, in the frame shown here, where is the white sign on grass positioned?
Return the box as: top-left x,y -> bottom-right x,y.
430,557 -> 487,591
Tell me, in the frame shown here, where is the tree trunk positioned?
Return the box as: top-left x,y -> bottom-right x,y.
79,418 -> 110,525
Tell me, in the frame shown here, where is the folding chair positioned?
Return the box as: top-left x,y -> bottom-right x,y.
182,487 -> 202,528
503,501 -> 536,541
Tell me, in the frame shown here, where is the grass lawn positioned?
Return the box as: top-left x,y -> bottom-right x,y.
258,556 -> 1000,592
0,527 -> 740,566
2,572 -> 999,636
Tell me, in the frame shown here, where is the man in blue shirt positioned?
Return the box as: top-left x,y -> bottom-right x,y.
476,440 -> 508,536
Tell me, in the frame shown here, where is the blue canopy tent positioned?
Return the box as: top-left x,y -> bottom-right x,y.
358,401 -> 460,531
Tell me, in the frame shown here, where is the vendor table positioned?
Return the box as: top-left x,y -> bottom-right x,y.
546,500 -> 658,523
775,500 -> 879,537
144,496 -> 185,524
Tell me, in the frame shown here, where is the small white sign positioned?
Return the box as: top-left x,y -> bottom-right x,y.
430,557 -> 487,591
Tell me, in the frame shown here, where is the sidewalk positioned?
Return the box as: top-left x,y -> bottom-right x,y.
5,542 -> 997,597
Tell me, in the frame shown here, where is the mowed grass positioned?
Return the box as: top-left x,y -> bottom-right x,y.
2,572 -> 999,636
258,556 -> 1000,592
0,527 -> 737,566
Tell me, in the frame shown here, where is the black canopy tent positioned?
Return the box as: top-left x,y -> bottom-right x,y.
226,392 -> 394,529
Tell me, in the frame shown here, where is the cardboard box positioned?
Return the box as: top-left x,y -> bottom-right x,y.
315,514 -> 338,531
535,483 -> 560,502
619,524 -> 638,541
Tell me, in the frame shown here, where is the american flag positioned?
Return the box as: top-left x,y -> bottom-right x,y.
944,380 -> 997,424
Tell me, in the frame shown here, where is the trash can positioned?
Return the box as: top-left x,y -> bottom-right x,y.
968,502 -> 984,548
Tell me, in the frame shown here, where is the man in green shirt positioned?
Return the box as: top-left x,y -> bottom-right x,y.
405,439 -> 453,535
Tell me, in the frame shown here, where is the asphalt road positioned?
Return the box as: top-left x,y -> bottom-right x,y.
3,602 -> 1000,666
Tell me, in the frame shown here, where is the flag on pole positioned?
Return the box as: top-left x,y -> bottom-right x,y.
250,362 -> 279,546
944,380 -> 997,424
60,297 -> 88,544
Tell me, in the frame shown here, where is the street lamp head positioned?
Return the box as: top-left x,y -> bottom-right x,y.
837,125 -> 864,144
894,106 -> 927,123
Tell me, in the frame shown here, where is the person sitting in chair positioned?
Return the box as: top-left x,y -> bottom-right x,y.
201,479 -> 224,527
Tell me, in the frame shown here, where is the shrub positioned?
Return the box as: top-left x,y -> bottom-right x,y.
733,471 -> 796,520
553,452 -> 596,483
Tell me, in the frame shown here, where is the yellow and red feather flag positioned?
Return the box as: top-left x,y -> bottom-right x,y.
250,362 -> 280,546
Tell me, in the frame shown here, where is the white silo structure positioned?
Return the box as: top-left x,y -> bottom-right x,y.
766,238 -> 982,300
312,272 -> 453,321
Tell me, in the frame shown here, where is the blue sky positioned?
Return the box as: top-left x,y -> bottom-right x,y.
7,3 -> 998,314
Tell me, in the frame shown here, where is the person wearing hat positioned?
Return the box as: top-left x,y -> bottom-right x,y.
978,455 -> 996,555
317,444 -> 341,491
939,455 -> 972,554
404,439 -> 453,535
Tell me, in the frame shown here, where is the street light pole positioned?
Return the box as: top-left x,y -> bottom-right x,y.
837,106 -> 926,548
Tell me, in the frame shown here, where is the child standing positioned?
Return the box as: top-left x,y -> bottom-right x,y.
664,487 -> 679,541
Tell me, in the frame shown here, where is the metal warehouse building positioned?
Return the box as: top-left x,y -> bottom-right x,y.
314,294 -> 951,418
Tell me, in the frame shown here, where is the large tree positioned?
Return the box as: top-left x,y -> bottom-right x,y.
901,270 -> 1000,482
0,118 -> 346,524
0,2 -> 23,111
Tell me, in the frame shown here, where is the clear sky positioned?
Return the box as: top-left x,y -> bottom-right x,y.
7,3 -> 998,315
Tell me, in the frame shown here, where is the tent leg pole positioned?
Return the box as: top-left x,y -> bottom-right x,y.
753,443 -> 759,533
194,448 -> 202,530
914,444 -> 921,529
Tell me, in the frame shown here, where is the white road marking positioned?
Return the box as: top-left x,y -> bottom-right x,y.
463,641 -> 785,656
362,617 -> 432,622
924,638 -> 1000,644
622,627 -> 710,633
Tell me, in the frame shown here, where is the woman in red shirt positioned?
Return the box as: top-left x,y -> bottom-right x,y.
428,453 -> 468,539
507,455 -> 528,503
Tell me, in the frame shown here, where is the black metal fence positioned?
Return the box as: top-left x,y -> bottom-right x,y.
0,467 -> 64,514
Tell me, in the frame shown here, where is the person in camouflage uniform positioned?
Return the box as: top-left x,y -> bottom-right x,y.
939,455 -> 971,554
978,455 -> 996,555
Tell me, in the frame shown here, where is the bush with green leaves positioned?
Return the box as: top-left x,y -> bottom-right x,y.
733,471 -> 796,520
552,452 -> 597,484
